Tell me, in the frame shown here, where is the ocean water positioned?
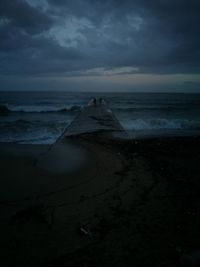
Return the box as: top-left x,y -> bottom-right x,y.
0,91 -> 200,144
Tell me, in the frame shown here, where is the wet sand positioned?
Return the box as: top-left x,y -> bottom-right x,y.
0,135 -> 200,266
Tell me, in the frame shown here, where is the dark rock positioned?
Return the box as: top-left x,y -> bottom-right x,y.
0,104 -> 10,115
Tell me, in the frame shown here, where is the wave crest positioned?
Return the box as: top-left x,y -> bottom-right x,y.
122,118 -> 200,131
3,104 -> 82,113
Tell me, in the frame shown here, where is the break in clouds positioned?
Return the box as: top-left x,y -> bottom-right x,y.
0,0 -> 200,90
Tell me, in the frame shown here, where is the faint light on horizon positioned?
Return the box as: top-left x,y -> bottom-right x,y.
63,73 -> 200,87
80,66 -> 139,76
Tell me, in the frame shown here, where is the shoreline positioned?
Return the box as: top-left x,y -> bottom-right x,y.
0,135 -> 200,266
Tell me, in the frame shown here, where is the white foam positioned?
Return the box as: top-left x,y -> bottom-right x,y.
121,118 -> 200,131
7,104 -> 80,113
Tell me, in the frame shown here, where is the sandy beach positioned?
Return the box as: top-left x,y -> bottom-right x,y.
0,135 -> 200,267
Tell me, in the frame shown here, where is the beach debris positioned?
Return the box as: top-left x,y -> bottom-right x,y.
77,224 -> 93,239
0,104 -> 10,116
77,218 -> 113,240
77,217 -> 111,241
80,227 -> 90,236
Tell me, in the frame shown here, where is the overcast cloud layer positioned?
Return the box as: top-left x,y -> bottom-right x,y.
0,0 -> 200,91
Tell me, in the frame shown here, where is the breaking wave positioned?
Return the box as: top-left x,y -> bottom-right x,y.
0,104 -> 82,114
0,119 -> 70,144
121,118 -> 200,131
115,105 -> 198,112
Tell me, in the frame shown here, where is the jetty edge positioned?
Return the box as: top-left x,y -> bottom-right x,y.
36,98 -> 130,174
57,98 -> 130,142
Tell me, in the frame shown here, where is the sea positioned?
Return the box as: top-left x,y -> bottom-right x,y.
0,91 -> 200,144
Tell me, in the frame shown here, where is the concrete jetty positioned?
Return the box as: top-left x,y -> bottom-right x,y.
60,100 -> 129,141
37,99 -> 129,173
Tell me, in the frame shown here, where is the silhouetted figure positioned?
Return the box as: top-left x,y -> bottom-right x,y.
88,98 -> 97,106
99,97 -> 106,106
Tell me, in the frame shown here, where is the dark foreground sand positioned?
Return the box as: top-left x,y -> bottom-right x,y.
0,135 -> 200,267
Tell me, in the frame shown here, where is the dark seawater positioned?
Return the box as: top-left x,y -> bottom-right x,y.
0,91 -> 200,144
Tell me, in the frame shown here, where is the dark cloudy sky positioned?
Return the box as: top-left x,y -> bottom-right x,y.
0,0 -> 200,92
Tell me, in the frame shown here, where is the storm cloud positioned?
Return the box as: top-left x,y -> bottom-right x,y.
0,0 -> 200,90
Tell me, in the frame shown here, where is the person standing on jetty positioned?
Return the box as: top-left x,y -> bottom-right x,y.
99,97 -> 106,106
88,97 -> 106,107
88,98 -> 97,106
